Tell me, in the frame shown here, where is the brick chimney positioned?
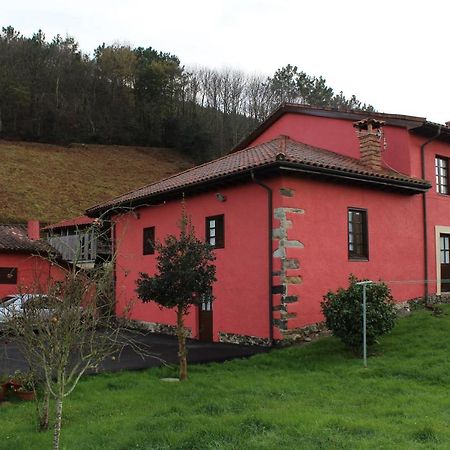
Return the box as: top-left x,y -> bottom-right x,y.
353,118 -> 385,171
27,220 -> 40,241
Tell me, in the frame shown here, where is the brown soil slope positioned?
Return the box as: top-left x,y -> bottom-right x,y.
0,141 -> 193,223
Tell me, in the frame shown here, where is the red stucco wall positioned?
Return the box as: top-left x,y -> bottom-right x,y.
113,182 -> 271,341
409,135 -> 450,292
0,253 -> 65,299
272,175 -> 425,331
111,111 -> 450,341
249,113 -> 412,176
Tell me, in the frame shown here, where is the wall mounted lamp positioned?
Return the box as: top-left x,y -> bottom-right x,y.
215,193 -> 227,202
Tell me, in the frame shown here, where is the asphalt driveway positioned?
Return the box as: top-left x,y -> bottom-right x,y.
0,331 -> 268,374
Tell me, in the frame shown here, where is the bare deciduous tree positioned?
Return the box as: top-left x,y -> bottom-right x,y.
4,226 -> 150,450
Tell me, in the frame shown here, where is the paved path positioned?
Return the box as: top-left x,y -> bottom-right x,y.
0,331 -> 268,375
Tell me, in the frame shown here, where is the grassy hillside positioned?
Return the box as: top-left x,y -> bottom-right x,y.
1,305 -> 450,449
0,140 -> 193,224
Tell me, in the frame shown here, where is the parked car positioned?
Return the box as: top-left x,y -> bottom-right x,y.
0,294 -> 19,305
0,294 -> 61,332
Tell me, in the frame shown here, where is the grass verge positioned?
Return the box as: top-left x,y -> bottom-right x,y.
1,305 -> 450,449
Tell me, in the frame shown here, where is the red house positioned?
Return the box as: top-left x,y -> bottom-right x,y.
87,104 -> 450,345
0,221 -> 65,300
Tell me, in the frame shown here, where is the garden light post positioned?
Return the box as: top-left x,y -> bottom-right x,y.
356,280 -> 373,368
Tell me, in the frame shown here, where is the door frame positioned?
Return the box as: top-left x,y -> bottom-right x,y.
435,225 -> 450,295
198,297 -> 213,341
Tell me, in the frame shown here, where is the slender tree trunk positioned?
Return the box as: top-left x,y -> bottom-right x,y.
55,75 -> 60,109
53,395 -> 63,450
38,388 -> 50,431
176,306 -> 188,380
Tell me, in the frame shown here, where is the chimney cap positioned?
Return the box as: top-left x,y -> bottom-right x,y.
353,117 -> 385,131
27,220 -> 40,241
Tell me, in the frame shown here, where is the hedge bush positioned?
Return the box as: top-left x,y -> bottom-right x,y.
321,275 -> 396,353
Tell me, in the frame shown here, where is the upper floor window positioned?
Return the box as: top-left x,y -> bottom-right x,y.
206,215 -> 224,249
143,227 -> 155,255
348,209 -> 368,260
0,267 -> 18,284
435,156 -> 449,195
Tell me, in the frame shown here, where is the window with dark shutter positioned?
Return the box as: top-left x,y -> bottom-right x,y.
348,209 -> 368,260
0,267 -> 18,284
436,156 -> 449,195
206,215 -> 224,249
143,227 -> 155,255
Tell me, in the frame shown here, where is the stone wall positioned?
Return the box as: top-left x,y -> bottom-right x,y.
277,293 -> 450,345
218,331 -> 272,347
271,186 -> 304,336
119,319 -> 192,337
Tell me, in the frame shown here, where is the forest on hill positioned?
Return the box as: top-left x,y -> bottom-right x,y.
0,26 -> 374,162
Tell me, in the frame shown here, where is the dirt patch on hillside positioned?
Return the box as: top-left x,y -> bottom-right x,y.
0,140 -> 193,223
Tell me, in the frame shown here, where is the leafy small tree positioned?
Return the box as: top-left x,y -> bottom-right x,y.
321,275 -> 396,353
136,210 -> 216,380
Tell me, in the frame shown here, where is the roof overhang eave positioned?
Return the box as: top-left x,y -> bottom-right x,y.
0,247 -> 53,256
85,165 -> 278,218
278,163 -> 431,194
410,122 -> 450,142
86,162 -> 430,217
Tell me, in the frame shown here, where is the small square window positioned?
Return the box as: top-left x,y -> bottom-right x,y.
0,267 -> 18,284
348,209 -> 368,260
143,227 -> 155,255
206,215 -> 224,249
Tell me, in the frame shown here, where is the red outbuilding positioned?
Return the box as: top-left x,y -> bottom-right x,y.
0,221 -> 65,300
87,104 -> 450,345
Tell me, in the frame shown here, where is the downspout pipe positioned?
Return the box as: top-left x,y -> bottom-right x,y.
251,171 -> 274,344
420,125 -> 442,300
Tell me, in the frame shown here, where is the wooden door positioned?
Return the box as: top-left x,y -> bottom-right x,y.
199,298 -> 213,341
440,234 -> 450,293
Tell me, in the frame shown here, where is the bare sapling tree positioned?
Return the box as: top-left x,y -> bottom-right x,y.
4,222 -> 150,450
136,207 -> 216,380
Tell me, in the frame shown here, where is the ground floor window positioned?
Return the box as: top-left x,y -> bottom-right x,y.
0,267 -> 18,284
440,233 -> 450,293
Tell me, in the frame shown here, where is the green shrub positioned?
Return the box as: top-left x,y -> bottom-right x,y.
321,275 -> 396,353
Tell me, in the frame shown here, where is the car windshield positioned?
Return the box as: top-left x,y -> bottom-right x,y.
0,294 -> 61,311
0,295 -> 16,305
26,295 -> 62,309
1,296 -> 22,308
28,295 -> 50,308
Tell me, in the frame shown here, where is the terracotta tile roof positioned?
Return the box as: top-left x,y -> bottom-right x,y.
86,136 -> 430,215
43,215 -> 94,231
0,225 -> 55,254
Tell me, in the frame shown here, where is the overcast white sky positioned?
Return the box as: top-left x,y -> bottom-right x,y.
4,0 -> 449,123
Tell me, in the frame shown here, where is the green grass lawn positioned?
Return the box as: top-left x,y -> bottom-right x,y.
1,305 -> 450,449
